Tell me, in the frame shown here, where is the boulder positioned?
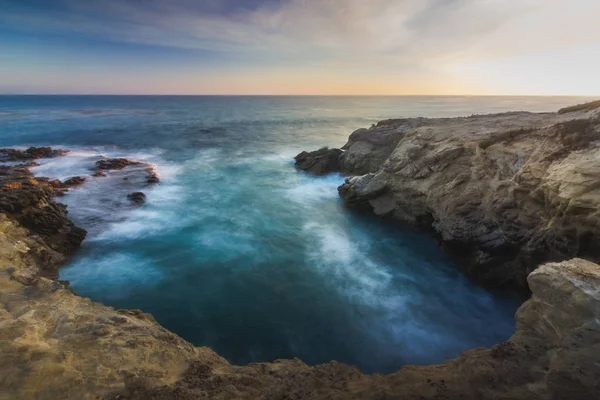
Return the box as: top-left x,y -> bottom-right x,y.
127,192 -> 146,205
63,176 -> 86,187
294,147 -> 343,175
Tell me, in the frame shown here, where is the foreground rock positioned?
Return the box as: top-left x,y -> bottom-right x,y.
294,147 -> 343,175
0,164 -> 86,279
306,107 -> 600,289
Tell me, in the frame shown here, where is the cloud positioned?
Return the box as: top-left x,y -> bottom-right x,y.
3,0 -> 597,63
1,0 -> 599,94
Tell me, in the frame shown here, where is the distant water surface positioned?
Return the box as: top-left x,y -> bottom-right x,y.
0,95 -> 591,373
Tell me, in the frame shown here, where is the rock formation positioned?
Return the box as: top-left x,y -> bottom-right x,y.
0,163 -> 86,279
127,191 -> 146,205
301,107 -> 600,289
294,147 -> 343,175
0,146 -> 68,162
92,158 -> 160,185
62,176 -> 86,187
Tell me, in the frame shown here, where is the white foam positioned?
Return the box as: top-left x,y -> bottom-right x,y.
285,175 -> 343,204
304,222 -> 394,306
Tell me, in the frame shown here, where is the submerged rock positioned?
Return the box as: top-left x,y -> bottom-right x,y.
294,147 -> 343,175
94,158 -> 141,171
63,176 -> 86,187
145,166 -> 160,185
92,158 -> 160,185
316,108 -> 600,289
127,191 -> 146,205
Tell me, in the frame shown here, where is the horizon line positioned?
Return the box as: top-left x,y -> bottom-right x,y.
0,94 -> 598,97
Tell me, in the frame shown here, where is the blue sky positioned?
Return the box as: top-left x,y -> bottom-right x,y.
1,0 -> 599,95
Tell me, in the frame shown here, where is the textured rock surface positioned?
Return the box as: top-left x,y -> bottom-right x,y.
0,164 -> 86,279
62,176 -> 86,187
295,147 -> 343,175
93,158 -> 160,185
334,109 -> 600,288
0,146 -> 68,162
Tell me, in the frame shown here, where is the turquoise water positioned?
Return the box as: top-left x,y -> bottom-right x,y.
0,96 -> 590,373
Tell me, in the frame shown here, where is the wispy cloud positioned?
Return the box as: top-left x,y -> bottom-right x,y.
1,0 -> 599,94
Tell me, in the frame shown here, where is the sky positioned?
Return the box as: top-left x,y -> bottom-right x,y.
0,0 -> 599,95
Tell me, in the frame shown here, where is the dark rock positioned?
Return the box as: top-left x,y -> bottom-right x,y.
294,147 -> 343,175
94,158 -> 140,171
0,163 -> 86,278
63,176 -> 86,187
127,192 -> 146,205
0,147 -> 68,161
145,167 -> 160,185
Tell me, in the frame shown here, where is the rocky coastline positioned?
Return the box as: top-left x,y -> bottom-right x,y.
1,103 -> 600,399
297,106 -> 600,291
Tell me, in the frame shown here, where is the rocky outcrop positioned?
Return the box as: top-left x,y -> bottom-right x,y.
95,158 -> 141,171
0,163 -> 86,279
62,176 -> 86,187
0,146 -> 68,162
294,147 -> 343,175
93,158 -> 160,185
313,108 -> 600,289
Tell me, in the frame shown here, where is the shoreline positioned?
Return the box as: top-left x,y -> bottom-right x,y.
1,106 -> 600,398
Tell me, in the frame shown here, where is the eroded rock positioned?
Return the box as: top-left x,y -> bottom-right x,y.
0,159 -> 86,278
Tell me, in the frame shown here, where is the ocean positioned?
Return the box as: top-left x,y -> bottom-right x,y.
0,95 -> 591,373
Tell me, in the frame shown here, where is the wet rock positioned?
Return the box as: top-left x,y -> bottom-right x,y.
144,167 -> 160,184
127,192 -> 146,205
63,176 -> 86,187
94,158 -> 140,171
0,146 -> 68,162
0,162 -> 86,278
294,147 -> 343,175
